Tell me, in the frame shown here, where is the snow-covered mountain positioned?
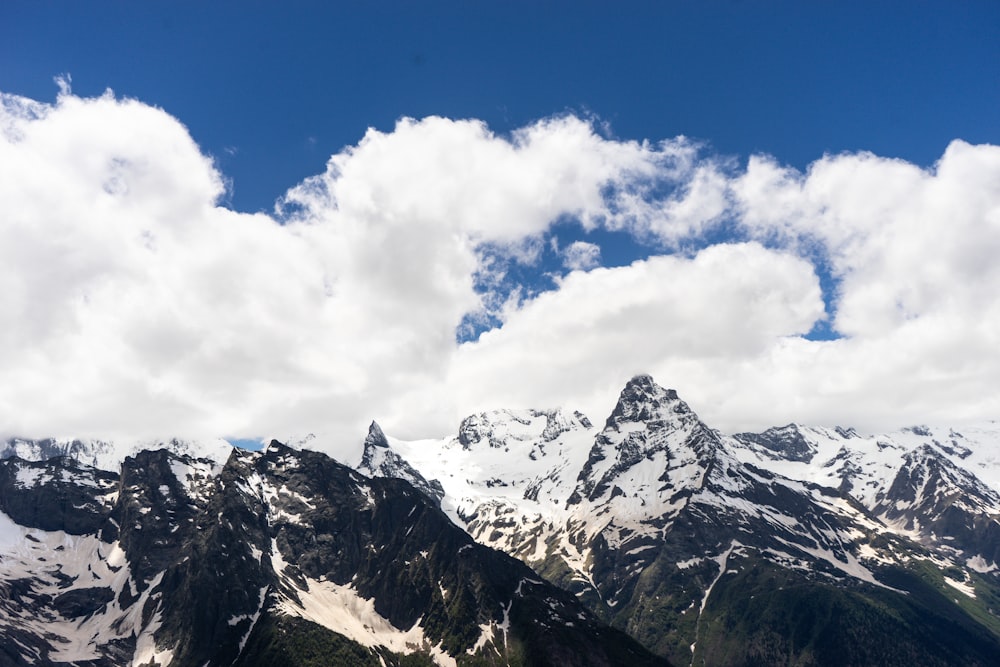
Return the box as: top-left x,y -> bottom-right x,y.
0,443 -> 664,666
360,375 -> 1000,665
0,436 -> 234,472
4,373 -> 1000,665
728,422 -> 1000,568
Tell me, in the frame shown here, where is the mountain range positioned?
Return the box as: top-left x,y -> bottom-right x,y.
2,375 -> 999,665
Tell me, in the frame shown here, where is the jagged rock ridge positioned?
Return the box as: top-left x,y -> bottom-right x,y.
0,441 -> 666,667
362,375 -> 1000,666
6,374 -> 1000,666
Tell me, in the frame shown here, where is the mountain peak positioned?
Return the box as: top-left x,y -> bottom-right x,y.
624,373 -> 669,395
358,423 -> 445,504
569,375 -> 717,506
364,421 -> 389,449
457,408 -> 591,450
606,374 -> 687,429
733,423 -> 816,463
264,438 -> 292,452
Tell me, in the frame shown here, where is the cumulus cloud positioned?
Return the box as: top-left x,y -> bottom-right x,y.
431,243 -> 824,432
0,89 -> 332,439
0,85 -> 997,448
0,89 -> 715,443
717,140 -> 1000,430
735,142 -> 1000,338
561,241 -> 602,271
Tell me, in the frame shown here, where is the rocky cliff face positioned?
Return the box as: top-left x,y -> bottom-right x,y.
0,442 -> 666,667
6,375 -> 1000,666
359,421 -> 445,504
873,442 -> 1000,565
363,375 -> 1000,666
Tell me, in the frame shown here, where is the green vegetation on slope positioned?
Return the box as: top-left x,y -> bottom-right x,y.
691,555 -> 1000,667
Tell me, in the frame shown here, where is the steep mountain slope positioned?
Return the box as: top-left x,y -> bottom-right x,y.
5,375 -> 1000,665
358,408 -> 595,569
0,444 -> 667,666
729,422 -> 1000,570
362,375 -> 1000,666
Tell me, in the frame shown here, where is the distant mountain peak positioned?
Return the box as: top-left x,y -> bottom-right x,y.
606,374 -> 689,429
570,375 -> 717,506
733,423 -> 816,463
358,424 -> 445,504
0,435 -> 233,472
263,438 -> 293,454
835,425 -> 859,439
364,420 -> 389,449
457,407 -> 591,450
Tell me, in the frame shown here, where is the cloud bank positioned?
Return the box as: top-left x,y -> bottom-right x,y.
1,87 -> 997,447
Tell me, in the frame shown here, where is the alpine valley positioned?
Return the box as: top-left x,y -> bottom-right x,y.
3,375 -> 1000,666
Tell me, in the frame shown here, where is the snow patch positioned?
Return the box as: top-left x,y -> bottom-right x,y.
944,576 -> 977,598
676,556 -> 704,570
699,542 -> 739,615
771,535 -> 897,591
234,586 -> 269,658
0,511 -> 176,666
14,465 -> 46,488
168,457 -> 222,502
270,539 -> 456,666
0,510 -> 22,549
966,555 -> 998,573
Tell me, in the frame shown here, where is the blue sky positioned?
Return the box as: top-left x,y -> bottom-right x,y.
0,2 -> 998,443
5,2 -> 996,211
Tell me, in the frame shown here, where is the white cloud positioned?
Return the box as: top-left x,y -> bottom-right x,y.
561,241 -> 602,271
427,242 -> 824,435
734,143 -> 1000,339
719,140 -> 1000,430
0,86 -> 998,448
0,90 -> 710,444
0,89 -> 334,439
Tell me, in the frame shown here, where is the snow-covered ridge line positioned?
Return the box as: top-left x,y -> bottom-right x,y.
1,435 -> 235,472
358,375 -> 1000,608
3,438 -> 651,666
1,373 -> 999,666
